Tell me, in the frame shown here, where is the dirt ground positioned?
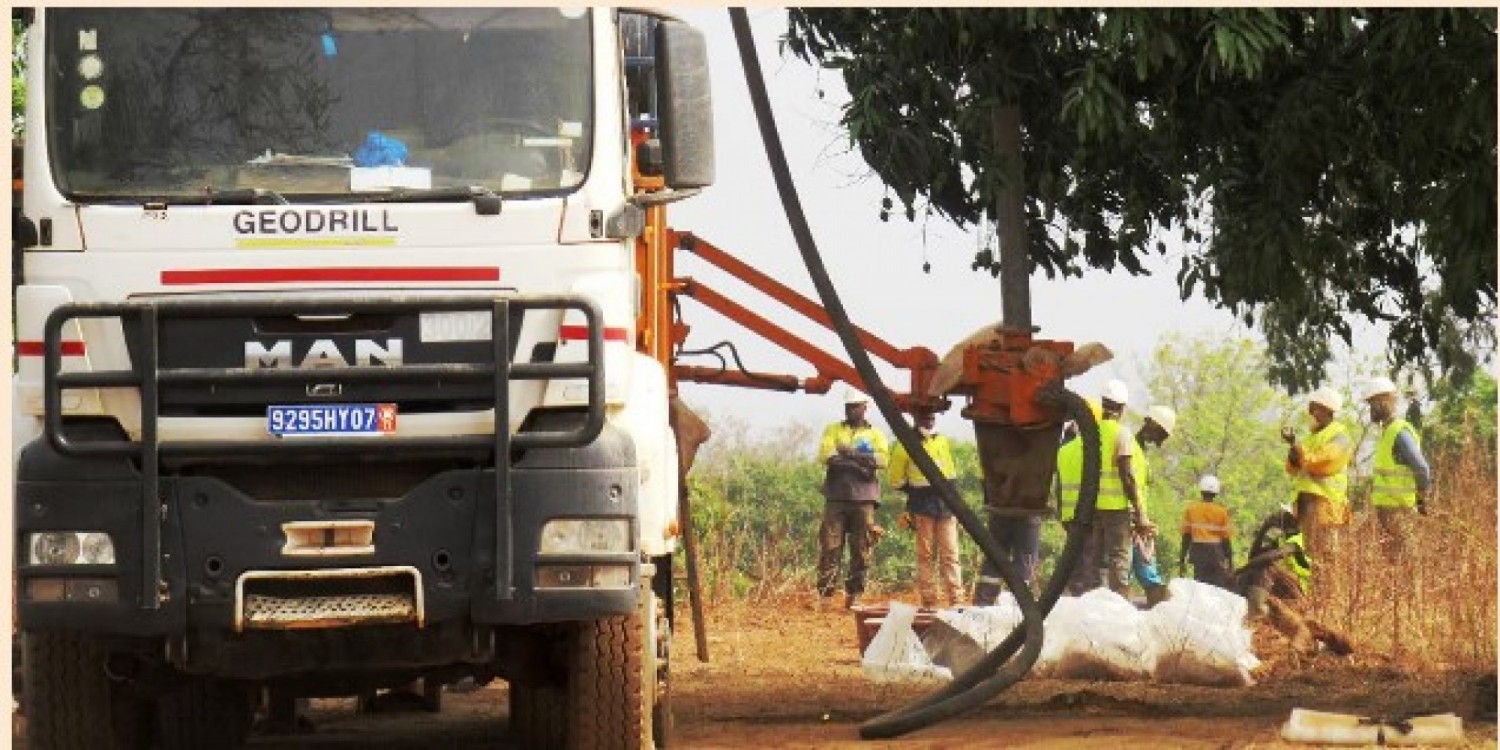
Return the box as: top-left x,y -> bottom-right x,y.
14,593 -> 1499,748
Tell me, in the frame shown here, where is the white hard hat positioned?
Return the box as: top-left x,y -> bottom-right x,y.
844,388 -> 870,405
1146,404 -> 1177,435
1362,376 -> 1398,401
1308,386 -> 1343,413
1101,379 -> 1129,406
1198,475 -> 1221,494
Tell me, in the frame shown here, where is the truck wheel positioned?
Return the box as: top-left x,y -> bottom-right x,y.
651,606 -> 674,748
21,631 -> 151,750
568,612 -> 650,750
509,681 -> 567,748
155,678 -> 253,750
421,677 -> 444,713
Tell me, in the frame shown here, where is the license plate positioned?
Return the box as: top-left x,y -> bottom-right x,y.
420,311 -> 492,343
267,404 -> 398,437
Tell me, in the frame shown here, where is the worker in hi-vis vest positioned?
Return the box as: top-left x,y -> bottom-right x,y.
1179,474 -> 1234,589
1281,386 -> 1353,577
1361,376 -> 1431,563
1053,399 -> 1101,595
1091,379 -> 1157,598
889,408 -> 964,608
816,388 -> 889,610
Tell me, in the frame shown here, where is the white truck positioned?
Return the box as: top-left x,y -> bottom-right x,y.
12,8 -> 711,748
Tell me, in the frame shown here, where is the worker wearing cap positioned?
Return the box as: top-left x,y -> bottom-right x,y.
889,409 -> 963,608
1282,387 -> 1354,570
1235,505 -> 1311,612
1054,399 -> 1102,595
1129,405 -> 1176,606
1230,505 -> 1357,659
816,388 -> 890,610
1179,475 -> 1234,589
1362,376 -> 1431,563
1091,379 -> 1154,598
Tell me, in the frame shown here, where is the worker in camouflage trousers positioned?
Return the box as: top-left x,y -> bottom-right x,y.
815,388 -> 889,610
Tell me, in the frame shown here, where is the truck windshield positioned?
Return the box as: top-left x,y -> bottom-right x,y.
45,8 -> 593,201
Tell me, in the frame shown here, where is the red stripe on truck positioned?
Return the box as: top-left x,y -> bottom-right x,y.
559,325 -> 630,343
16,341 -> 87,357
160,267 -> 501,285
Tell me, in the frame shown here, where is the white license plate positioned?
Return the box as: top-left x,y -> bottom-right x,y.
267,404 -> 398,437
420,311 -> 491,343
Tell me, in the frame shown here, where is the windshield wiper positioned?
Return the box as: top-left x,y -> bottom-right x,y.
366,186 -> 502,216
191,188 -> 290,206
131,188 -> 289,207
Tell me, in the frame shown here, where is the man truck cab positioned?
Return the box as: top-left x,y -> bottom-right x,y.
13,8 -> 711,748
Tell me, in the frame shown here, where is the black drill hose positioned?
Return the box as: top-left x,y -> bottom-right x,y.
728,9 -> 1101,738
857,387 -> 1100,738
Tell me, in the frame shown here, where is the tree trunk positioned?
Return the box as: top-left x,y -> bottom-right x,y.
992,105 -> 1030,330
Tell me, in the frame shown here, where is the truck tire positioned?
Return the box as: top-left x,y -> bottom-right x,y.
154,678 -> 253,750
421,677 -> 444,712
568,612 -> 650,750
508,682 -> 567,749
651,615 -> 674,748
648,572 -> 674,749
21,631 -> 151,750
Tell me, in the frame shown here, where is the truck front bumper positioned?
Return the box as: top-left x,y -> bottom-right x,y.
16,425 -> 642,637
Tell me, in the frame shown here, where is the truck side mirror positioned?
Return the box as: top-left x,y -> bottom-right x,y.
654,20 -> 714,190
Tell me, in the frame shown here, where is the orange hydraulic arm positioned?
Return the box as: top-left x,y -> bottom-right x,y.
628,123 -> 942,414
667,230 -> 945,414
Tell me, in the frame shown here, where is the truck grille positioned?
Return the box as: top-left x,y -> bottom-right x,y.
243,592 -> 416,630
129,309 -> 527,417
236,567 -> 423,632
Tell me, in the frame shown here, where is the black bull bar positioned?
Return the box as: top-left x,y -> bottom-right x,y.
42,294 -> 608,609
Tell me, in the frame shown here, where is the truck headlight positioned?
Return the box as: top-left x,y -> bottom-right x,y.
539,519 -> 631,555
28,532 -> 115,565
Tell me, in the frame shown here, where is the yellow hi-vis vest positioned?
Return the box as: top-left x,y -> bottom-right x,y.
1372,419 -> 1421,508
1282,531 -> 1311,593
888,432 -> 957,487
1291,422 -> 1351,505
1055,438 -> 1083,522
1095,420 -> 1146,512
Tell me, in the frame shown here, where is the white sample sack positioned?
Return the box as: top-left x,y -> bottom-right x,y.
861,601 -> 952,683
1143,578 -> 1260,687
1048,587 -> 1153,681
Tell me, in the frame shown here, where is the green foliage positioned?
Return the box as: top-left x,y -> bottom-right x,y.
784,8 -> 1497,391
686,418 -> 993,598
11,18 -> 24,137
1423,369 -> 1498,459
1133,332 -> 1300,568
684,336 -> 1489,599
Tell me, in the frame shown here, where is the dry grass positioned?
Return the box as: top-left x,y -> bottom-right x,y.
1311,438 -> 1497,672
686,438 -> 1498,677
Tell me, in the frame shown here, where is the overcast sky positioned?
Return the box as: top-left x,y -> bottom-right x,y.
667,8 -> 1277,444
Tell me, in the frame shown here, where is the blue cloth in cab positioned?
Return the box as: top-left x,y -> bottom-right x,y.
354,131 -> 408,168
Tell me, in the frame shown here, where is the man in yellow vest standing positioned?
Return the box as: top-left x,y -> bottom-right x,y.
1281,386 -> 1354,577
1179,475 -> 1234,589
816,388 -> 890,610
1093,379 -> 1154,598
1362,376 -> 1431,563
1054,400 -> 1101,595
889,409 -> 964,608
